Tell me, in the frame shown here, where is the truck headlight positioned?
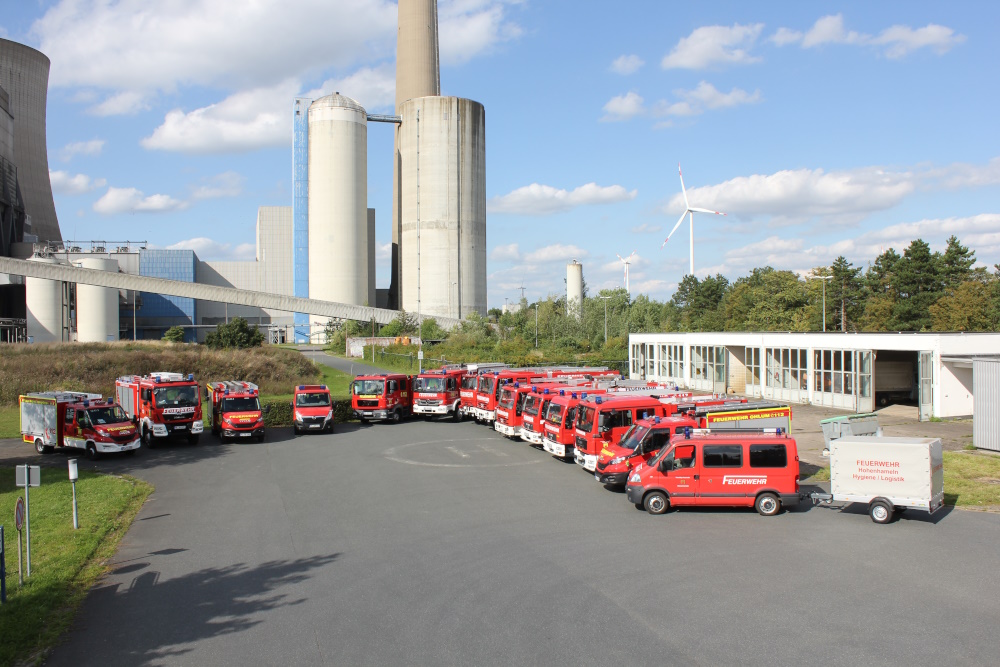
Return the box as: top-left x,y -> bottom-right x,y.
326,409 -> 334,420
610,456 -> 628,465
294,411 -> 304,421
629,473 -> 641,483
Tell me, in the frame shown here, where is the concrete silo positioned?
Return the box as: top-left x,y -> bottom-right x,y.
25,255 -> 68,342
76,257 -> 120,342
399,96 -> 486,320
567,260 -> 583,320
307,93 -> 370,335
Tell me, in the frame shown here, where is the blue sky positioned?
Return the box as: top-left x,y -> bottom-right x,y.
4,1 -> 998,308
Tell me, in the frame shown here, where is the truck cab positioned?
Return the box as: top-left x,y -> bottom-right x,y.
352,373 -> 412,423
519,386 -> 561,445
626,430 -> 800,516
293,384 -> 334,434
542,389 -> 604,459
207,381 -> 266,442
413,367 -> 464,421
573,394 -> 673,472
116,372 -> 204,447
494,382 -> 538,437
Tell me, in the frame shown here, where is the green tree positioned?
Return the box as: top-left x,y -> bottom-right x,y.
205,317 -> 264,349
864,248 -> 901,296
891,239 -> 943,330
724,267 -> 809,331
938,235 -> 976,290
929,278 -> 999,331
828,256 -> 863,331
162,326 -> 186,343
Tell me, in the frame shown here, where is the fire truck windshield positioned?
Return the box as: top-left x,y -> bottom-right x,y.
414,377 -> 445,392
477,375 -> 495,394
154,385 -> 199,407
296,392 -> 331,407
544,402 -> 564,425
576,405 -> 596,432
618,424 -> 650,452
88,406 -> 129,425
499,389 -> 516,409
353,380 -> 385,396
523,395 -> 541,416
221,397 -> 259,412
461,376 -> 477,390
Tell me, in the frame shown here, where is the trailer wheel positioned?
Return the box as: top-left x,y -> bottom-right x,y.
643,491 -> 669,515
869,499 -> 893,524
755,493 -> 781,517
85,443 -> 99,460
35,438 -> 53,455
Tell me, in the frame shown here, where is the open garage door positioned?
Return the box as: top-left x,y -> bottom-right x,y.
858,350 -> 874,412
919,351 -> 934,421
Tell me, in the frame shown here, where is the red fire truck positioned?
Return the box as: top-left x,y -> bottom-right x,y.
460,363 -> 507,420
20,391 -> 140,459
207,380 -> 267,442
593,401 -> 790,485
293,384 -> 334,434
572,393 -> 681,472
351,373 -> 412,423
541,388 -> 608,459
116,372 -> 204,446
475,367 -> 620,425
495,381 -> 569,438
412,366 -> 465,421
625,429 -> 800,516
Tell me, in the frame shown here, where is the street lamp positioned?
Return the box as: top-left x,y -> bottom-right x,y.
534,304 -> 538,348
809,275 -> 834,332
599,295 -> 612,345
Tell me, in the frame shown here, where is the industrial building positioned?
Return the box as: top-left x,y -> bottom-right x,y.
628,331 -> 1000,421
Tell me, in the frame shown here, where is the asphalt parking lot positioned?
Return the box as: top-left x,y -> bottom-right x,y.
1,416 -> 989,666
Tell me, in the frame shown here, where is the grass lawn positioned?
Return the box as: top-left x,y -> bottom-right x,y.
0,467 -> 152,666
0,405 -> 17,440
804,451 -> 1000,508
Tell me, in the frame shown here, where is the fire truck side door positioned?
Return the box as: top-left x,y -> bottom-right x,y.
699,444 -> 744,505
65,407 -> 75,439
662,444 -> 698,505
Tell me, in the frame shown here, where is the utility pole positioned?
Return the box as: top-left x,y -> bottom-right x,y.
599,295 -> 611,345
534,304 -> 538,348
810,275 -> 833,332
416,108 -> 422,373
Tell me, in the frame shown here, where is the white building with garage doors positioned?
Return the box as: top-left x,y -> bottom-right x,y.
628,332 -> 1000,421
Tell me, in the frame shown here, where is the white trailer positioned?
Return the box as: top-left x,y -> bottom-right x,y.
811,436 -> 944,523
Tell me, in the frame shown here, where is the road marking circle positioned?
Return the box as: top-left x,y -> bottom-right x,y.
384,438 -> 541,468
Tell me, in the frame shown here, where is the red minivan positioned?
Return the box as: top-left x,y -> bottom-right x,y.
625,430 -> 800,516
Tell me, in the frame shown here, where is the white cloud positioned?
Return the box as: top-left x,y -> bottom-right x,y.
611,54 -> 644,75
489,182 -> 638,215
93,187 -> 186,215
631,223 -> 662,234
658,81 -> 761,117
438,0 -> 523,66
490,243 -> 520,261
141,81 -> 297,154
661,23 -> 764,69
190,172 -> 244,200
666,166 -> 916,225
771,15 -> 965,58
49,170 -> 107,195
375,241 -> 392,260
59,139 -> 105,161
308,64 -> 396,111
161,237 -> 256,261
872,23 -> 966,59
89,90 -> 152,116
926,157 -> 1000,189
601,92 -> 645,122
524,244 -> 589,263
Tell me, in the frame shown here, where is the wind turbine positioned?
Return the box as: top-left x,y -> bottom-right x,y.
661,163 -> 726,276
616,250 -> 636,292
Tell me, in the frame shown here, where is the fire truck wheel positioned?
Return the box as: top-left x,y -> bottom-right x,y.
187,434 -> 200,445
359,417 -> 369,425
85,443 -> 100,460
35,439 -> 52,455
755,493 -> 781,517
125,449 -> 136,456
142,427 -> 155,449
293,425 -> 301,435
391,409 -> 401,424
643,491 -> 669,515
452,408 -> 462,423
869,499 -> 893,524
257,433 -> 265,443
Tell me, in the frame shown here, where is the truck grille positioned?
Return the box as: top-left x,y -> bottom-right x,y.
357,400 -> 379,408
111,432 -> 136,443
417,399 -> 441,407
163,412 -> 191,422
576,436 -> 587,451
302,416 -> 325,425
523,421 -> 533,432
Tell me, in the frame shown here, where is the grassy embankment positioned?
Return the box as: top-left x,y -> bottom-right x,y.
0,467 -> 152,667
0,342 -> 354,438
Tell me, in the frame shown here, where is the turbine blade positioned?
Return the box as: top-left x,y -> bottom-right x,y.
661,211 -> 687,247
689,207 -> 726,216
616,253 -> 625,262
678,163 -> 690,210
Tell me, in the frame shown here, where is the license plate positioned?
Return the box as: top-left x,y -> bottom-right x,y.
240,432 -> 251,437
174,425 -> 186,430
309,424 -> 321,429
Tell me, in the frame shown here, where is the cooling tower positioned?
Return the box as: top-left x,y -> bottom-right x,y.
25,255 -> 67,342
307,93 -> 369,334
76,257 -> 120,342
391,0 -> 441,308
567,260 -> 583,320
399,96 -> 486,319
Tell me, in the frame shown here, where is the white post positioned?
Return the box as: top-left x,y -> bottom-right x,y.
689,212 -> 695,276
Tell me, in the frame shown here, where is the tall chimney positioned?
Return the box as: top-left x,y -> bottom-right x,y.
390,0 -> 440,309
